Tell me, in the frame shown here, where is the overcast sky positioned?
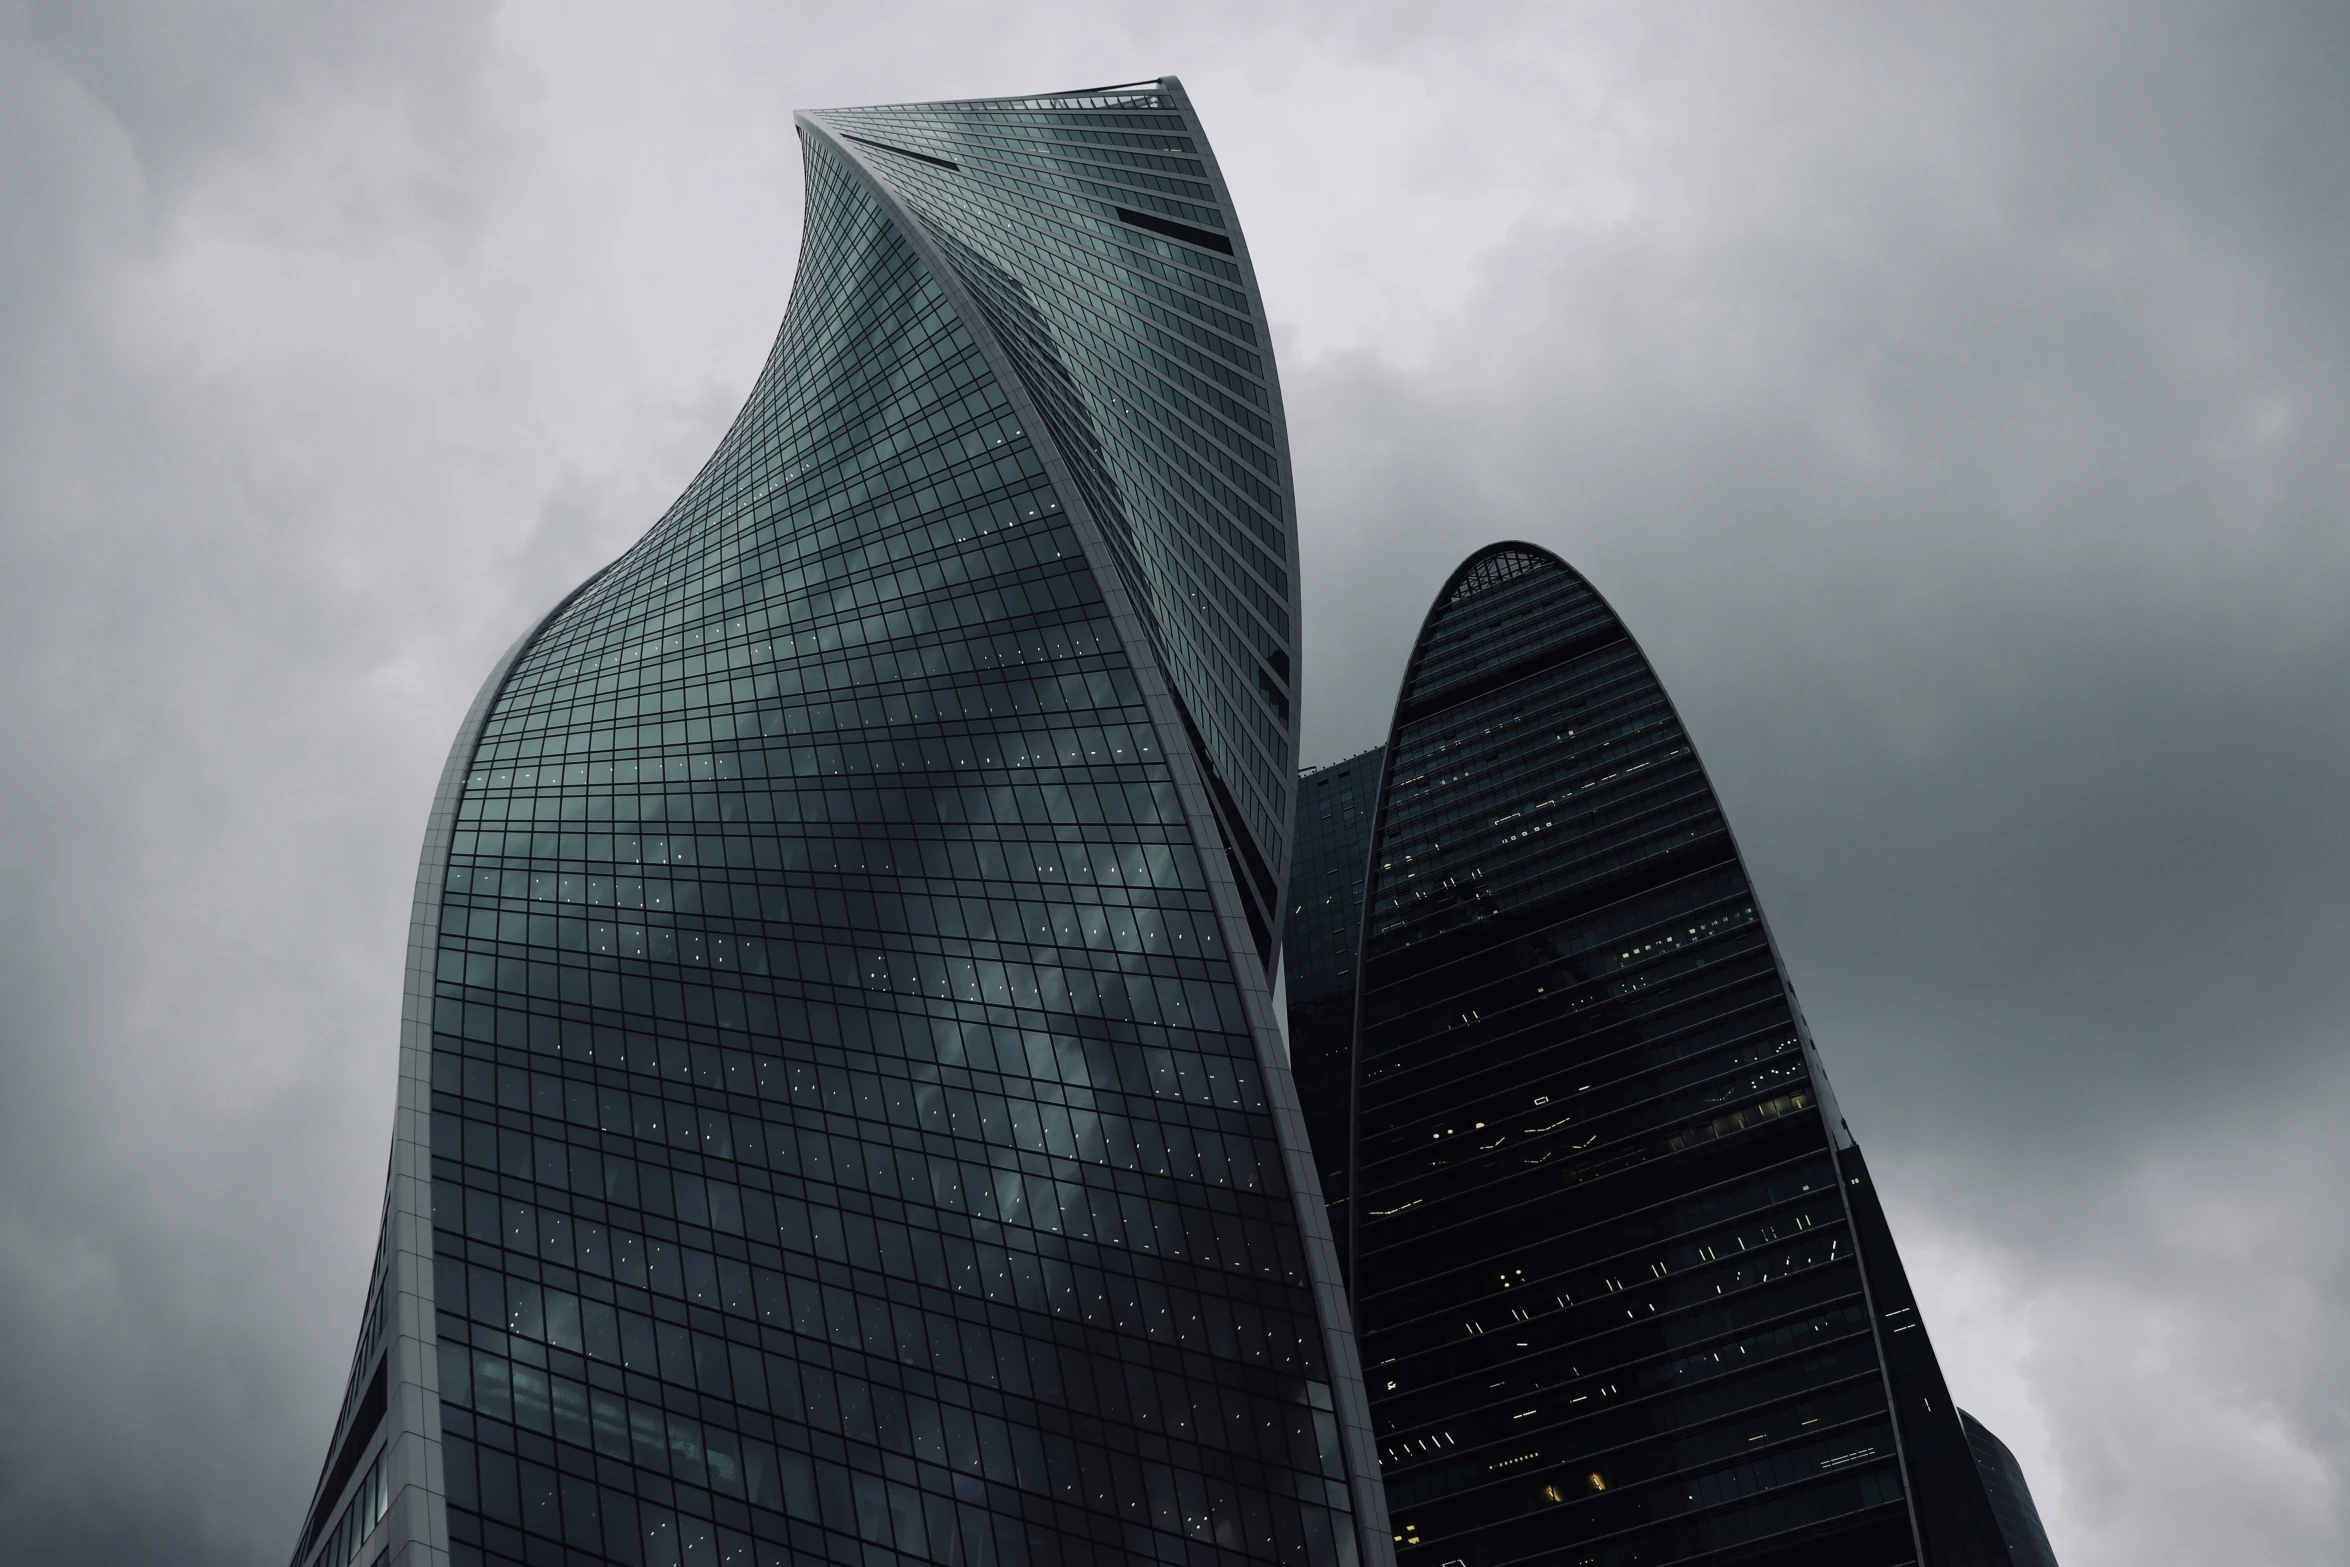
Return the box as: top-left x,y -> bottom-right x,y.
1,4 -> 2344,1563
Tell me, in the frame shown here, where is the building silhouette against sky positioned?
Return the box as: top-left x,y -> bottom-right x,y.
291,80 -> 1390,1567
1960,1412 -> 2059,1567
1285,543 -> 2044,1567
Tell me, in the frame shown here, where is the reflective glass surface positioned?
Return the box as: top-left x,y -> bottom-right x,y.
294,82 -> 1376,1567
807,85 -> 1299,957
1347,545 -> 2012,1567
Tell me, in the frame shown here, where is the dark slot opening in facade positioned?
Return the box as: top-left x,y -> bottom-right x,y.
298,1355 -> 387,1562
1116,206 -> 1234,254
843,133 -> 961,171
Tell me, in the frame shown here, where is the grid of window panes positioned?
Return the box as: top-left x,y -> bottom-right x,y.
805,83 -> 1297,947
1351,547 -> 1919,1567
418,136 -> 1361,1567
1280,747 -> 1384,1276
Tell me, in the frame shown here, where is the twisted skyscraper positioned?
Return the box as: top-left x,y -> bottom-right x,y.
292,80 -> 1384,1567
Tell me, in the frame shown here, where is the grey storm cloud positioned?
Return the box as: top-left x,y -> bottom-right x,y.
0,4 -> 2343,1564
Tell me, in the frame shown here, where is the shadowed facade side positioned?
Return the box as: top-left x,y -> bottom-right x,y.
1959,1413 -> 2059,1567
289,79 -> 1387,1567
1282,746 -> 1383,1284
1289,543 -> 2039,1567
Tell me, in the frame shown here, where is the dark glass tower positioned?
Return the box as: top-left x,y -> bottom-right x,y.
289,80 -> 1389,1567
1282,748 -> 1383,1278
1301,543 -> 2026,1567
1958,1414 -> 2059,1567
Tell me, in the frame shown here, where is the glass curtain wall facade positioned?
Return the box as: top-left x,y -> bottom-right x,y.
813,88 -> 1301,963
1281,748 -> 1383,1280
289,79 -> 1386,1567
1337,543 -> 2019,1567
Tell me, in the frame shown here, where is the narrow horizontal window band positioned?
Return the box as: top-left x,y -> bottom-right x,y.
1116,205 -> 1234,255
842,133 -> 960,171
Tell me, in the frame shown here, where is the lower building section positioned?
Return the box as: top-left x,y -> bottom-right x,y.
1364,1131 -> 1922,1567
424,976 -> 1358,1567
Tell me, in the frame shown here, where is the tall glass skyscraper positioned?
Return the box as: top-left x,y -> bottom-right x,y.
1285,543 -> 2035,1567
290,80 -> 1388,1567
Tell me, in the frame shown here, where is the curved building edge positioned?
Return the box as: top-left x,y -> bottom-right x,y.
1342,539 -> 1848,1279
802,75 -> 1305,937
1958,1410 -> 2061,1567
1343,539 -> 2021,1566
1153,71 -> 1307,954
798,102 -> 1392,1566
290,571 -> 608,1567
